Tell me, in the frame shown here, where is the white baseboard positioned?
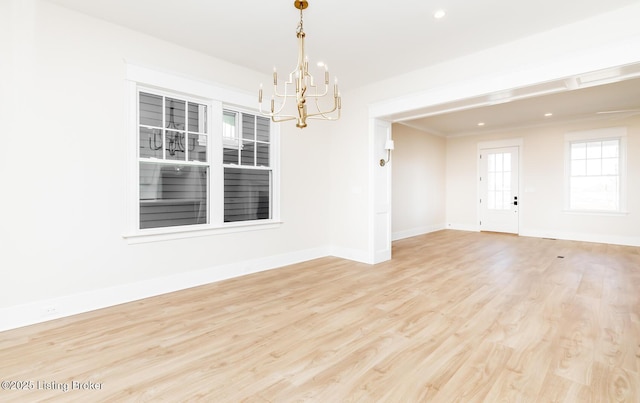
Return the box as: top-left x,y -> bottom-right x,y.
445,223 -> 480,232
329,246 -> 371,264
0,246 -> 331,333
520,229 -> 640,247
392,224 -> 447,241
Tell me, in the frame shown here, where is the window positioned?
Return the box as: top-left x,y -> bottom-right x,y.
126,64 -> 280,241
565,127 -> 627,213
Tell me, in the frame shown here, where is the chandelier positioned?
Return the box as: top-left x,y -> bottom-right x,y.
258,0 -> 341,129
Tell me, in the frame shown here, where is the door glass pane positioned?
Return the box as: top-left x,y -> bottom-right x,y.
487,152 -> 512,211
503,172 -> 511,191
503,153 -> 511,171
488,172 -> 496,191
488,192 -> 496,210
495,154 -> 503,172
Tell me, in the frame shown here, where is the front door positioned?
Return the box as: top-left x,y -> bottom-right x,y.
479,146 -> 519,234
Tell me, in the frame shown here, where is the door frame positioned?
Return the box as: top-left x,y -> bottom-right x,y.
477,138 -> 523,234
369,118 -> 393,263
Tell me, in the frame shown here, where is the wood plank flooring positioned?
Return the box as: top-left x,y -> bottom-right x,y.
1,230 -> 639,402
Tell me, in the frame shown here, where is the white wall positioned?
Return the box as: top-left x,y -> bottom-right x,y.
445,116 -> 640,245
391,124 -> 446,240
0,0 -> 332,330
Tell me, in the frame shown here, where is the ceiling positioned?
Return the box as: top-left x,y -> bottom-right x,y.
46,0 -> 640,135
395,73 -> 640,137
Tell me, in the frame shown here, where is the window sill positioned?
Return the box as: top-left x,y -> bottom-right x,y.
123,220 -> 284,244
562,210 -> 629,217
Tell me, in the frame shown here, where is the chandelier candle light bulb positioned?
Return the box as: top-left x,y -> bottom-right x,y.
258,0 -> 341,128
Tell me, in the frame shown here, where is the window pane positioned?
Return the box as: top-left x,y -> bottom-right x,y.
570,176 -> 619,211
257,143 -> 270,167
602,140 -> 619,158
188,103 -> 207,133
242,114 -> 255,140
586,142 -> 601,159
140,127 -> 163,159
139,92 -> 163,127
140,163 -> 208,229
166,98 -> 185,130
571,143 -> 586,160
223,111 -> 237,141
586,159 -> 601,176
224,147 -> 239,164
224,168 -> 270,222
571,160 -> 586,176
488,154 -> 495,173
241,141 -> 255,166
257,117 -> 270,142
602,158 -> 618,175
189,134 -> 207,162
165,131 -> 186,161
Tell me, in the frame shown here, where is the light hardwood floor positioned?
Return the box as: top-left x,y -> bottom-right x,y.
1,230 -> 639,402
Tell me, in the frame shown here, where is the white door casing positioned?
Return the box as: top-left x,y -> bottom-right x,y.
371,119 -> 393,263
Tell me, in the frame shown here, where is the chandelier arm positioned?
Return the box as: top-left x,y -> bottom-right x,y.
305,82 -> 329,97
307,107 -> 341,121
272,70 -> 298,98
270,115 -> 298,123
306,101 -> 340,119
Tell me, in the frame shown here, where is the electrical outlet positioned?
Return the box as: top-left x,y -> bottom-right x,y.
41,306 -> 58,317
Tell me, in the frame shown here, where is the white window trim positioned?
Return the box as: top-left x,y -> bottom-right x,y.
563,126 -> 627,215
123,63 -> 281,243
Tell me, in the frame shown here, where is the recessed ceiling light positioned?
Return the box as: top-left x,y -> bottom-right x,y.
544,113 -> 553,117
434,9 -> 446,19
477,122 -> 485,127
